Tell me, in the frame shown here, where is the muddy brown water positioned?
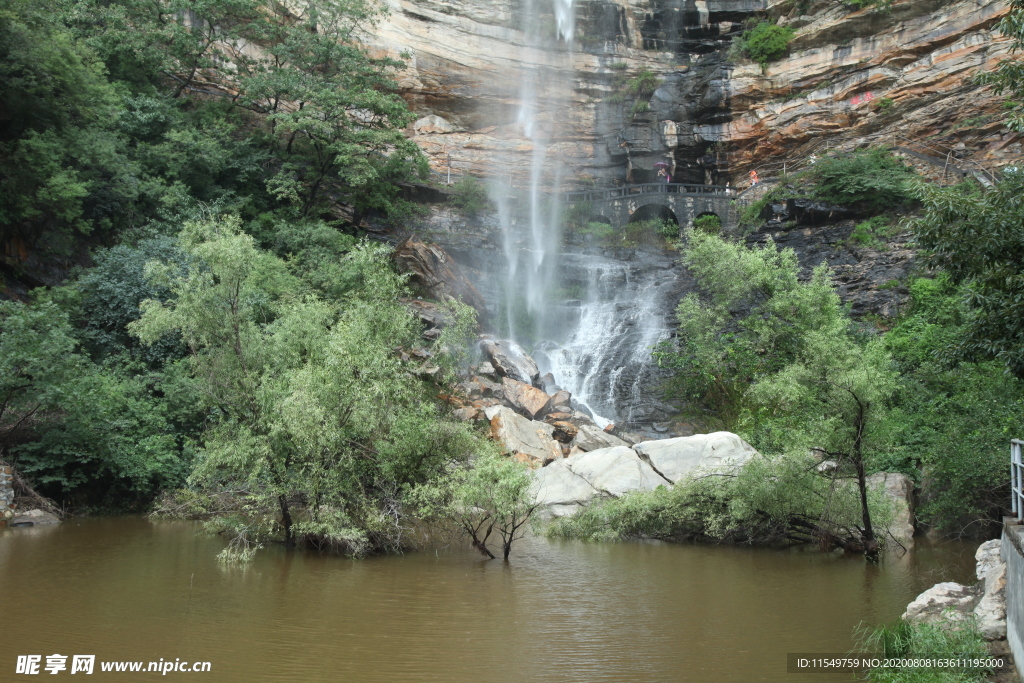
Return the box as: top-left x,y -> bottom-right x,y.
0,517 -> 979,682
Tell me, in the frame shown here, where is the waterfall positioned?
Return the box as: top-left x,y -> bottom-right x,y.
490,0 -> 574,345
489,0 -> 678,428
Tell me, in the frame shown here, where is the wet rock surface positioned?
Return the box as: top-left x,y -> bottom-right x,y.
481,339 -> 541,387
391,236 -> 487,318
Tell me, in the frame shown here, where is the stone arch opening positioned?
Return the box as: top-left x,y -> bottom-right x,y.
691,211 -> 722,234
627,203 -> 678,226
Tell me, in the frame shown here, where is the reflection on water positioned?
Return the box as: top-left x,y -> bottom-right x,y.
0,517 -> 979,682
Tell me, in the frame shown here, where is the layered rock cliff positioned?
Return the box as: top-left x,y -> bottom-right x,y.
370,0 -> 1022,188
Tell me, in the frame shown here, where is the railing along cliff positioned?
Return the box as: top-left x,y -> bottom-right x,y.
563,183 -> 732,203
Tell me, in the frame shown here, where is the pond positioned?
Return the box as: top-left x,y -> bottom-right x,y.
0,517 -> 979,681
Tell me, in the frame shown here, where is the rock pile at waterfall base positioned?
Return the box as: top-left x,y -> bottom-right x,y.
445,338 -> 637,465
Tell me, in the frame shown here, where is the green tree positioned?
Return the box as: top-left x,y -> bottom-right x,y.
980,0 -> 1024,132
226,0 -> 427,217
655,231 -> 845,426
0,300 -> 81,452
742,22 -> 794,66
745,330 -> 897,560
130,216 -> 478,557
908,174 -> 1024,376
413,448 -> 539,560
807,148 -> 915,212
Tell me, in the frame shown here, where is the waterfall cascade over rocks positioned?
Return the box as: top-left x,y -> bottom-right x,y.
485,0 -> 680,428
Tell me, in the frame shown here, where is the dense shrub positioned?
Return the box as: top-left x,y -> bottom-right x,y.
449,176 -> 489,215
692,214 -> 722,234
808,148 -> 915,212
549,449 -> 893,549
741,22 -> 795,65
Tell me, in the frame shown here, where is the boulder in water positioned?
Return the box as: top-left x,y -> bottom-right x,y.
866,472 -> 915,546
480,339 -> 541,386
488,407 -> 562,466
501,377 -> 550,420
632,432 -> 757,484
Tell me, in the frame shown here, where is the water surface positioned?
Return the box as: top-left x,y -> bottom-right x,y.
0,518 -> 978,681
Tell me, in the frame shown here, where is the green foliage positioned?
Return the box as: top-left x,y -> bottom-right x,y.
630,100 -> 650,115
608,69 -> 660,106
860,617 -> 991,683
0,300 -> 192,504
655,232 -> 846,427
844,0 -> 893,10
549,449 -> 892,547
412,447 -> 538,560
874,274 -> 1022,533
624,69 -> 661,98
741,21 -> 795,66
70,237 -> 189,364
692,214 -> 722,235
876,97 -> 894,111
807,148 -> 916,212
131,216 -> 481,557
449,176 -> 490,215
979,1 -> 1024,133
907,173 -> 1024,377
567,219 -> 675,249
849,215 -> 899,248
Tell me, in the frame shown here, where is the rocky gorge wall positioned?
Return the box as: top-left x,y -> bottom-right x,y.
370,0 -> 1022,189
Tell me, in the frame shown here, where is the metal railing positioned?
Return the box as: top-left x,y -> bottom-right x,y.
563,182 -> 732,203
1012,439 -> 1024,521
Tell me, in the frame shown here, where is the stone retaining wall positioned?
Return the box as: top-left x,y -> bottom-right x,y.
1002,519 -> 1024,676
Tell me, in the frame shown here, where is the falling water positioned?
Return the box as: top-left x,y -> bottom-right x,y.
491,0 -> 575,340
490,0 -> 679,427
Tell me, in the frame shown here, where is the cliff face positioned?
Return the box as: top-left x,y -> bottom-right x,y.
370,0 -> 1021,187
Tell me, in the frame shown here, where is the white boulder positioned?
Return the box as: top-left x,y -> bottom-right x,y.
632,431 -> 758,484
533,446 -> 667,517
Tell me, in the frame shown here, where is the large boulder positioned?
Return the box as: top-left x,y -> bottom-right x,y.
867,472 -> 915,546
391,237 -> 487,317
532,446 -> 667,517
973,540 -> 1007,640
632,431 -> 758,484
501,377 -> 550,420
538,390 -> 572,419
487,407 -> 562,465
480,339 -> 541,386
902,582 -> 977,625
572,424 -> 630,452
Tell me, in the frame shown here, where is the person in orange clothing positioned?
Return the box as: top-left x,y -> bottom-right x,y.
749,169 -> 759,186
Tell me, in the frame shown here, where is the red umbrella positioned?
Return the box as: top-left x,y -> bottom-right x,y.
653,161 -> 670,168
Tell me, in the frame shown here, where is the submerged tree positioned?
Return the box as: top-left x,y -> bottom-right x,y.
130,216 -> 479,558
745,331 -> 897,560
413,448 -> 539,561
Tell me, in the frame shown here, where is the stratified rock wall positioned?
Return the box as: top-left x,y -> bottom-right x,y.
369,0 -> 1020,187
